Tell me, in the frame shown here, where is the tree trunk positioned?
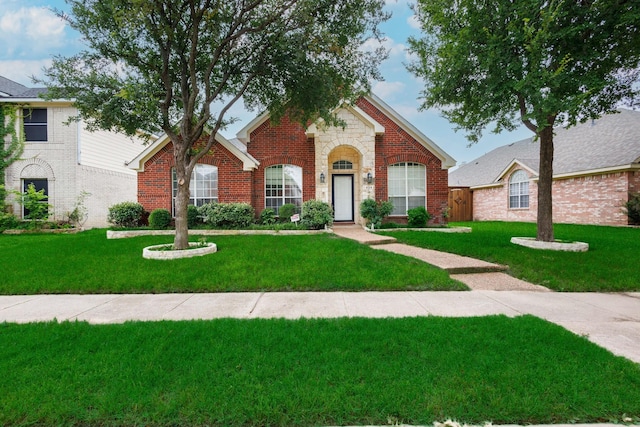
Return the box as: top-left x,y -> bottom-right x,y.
537,125 -> 554,242
173,150 -> 191,250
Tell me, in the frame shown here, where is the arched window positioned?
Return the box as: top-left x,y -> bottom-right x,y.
388,162 -> 426,215
509,170 -> 529,209
332,160 -> 353,170
172,164 -> 218,215
265,164 -> 302,215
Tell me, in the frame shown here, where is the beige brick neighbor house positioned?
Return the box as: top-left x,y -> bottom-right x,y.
1,76 -> 146,228
448,109 -> 640,226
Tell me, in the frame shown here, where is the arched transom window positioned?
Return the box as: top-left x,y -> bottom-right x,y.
388,162 -> 426,215
509,170 -> 529,209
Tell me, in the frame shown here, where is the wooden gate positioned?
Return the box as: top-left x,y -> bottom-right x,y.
448,187 -> 472,222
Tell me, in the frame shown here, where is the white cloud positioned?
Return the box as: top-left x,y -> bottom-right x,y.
372,81 -> 406,99
407,14 -> 421,30
0,6 -> 69,59
0,59 -> 52,86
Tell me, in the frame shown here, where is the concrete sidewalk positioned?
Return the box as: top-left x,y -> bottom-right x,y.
1,291 -> 639,363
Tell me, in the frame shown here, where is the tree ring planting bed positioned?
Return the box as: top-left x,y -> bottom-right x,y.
510,237 -> 589,252
143,242 -> 218,260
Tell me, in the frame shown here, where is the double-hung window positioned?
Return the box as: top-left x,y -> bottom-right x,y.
23,108 -> 47,141
265,164 -> 302,215
509,170 -> 529,209
172,164 -> 218,215
388,162 -> 426,215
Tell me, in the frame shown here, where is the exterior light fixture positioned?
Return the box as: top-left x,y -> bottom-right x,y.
320,172 -> 325,183
366,172 -> 373,184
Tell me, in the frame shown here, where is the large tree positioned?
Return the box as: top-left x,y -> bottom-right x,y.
408,0 -> 640,241
41,0 -> 388,248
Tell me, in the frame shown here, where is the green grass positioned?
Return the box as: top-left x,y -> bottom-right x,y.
2,316 -> 640,426
379,221 -> 640,292
0,229 -> 464,294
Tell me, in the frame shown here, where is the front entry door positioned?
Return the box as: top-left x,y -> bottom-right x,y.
333,174 -> 354,221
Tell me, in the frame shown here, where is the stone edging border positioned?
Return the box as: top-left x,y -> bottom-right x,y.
511,237 -> 589,252
142,242 -> 218,260
370,226 -> 472,233
107,229 -> 331,239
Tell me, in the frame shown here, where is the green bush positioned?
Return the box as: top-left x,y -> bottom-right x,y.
359,199 -> 393,229
21,183 -> 51,221
278,203 -> 297,222
148,208 -> 172,229
0,212 -> 19,231
407,206 -> 431,227
624,192 -> 640,225
187,205 -> 200,228
198,202 -> 255,229
301,200 -> 333,230
259,208 -> 277,225
107,202 -> 145,228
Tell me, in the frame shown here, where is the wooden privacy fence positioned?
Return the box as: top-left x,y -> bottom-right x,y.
448,187 -> 472,222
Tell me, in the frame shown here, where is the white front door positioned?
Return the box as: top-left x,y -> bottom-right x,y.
333,175 -> 354,221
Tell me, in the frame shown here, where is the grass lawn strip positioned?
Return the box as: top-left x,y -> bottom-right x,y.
2,316 -> 640,426
0,230 -> 464,294
381,221 -> 640,292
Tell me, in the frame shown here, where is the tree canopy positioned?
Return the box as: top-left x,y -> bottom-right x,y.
42,0 -> 388,248
408,0 -> 640,241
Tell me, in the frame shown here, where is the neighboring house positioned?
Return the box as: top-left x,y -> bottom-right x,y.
129,94 -> 456,225
448,109 -> 640,226
1,75 -> 147,228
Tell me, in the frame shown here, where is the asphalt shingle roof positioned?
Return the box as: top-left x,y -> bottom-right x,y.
0,75 -> 47,98
449,109 -> 640,187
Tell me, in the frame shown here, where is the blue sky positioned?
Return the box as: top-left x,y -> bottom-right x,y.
0,0 -> 533,166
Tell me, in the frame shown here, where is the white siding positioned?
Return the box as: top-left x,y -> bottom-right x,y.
79,125 -> 147,175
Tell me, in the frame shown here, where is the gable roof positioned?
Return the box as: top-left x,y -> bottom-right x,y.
127,132 -> 259,172
0,75 -> 48,99
236,93 -> 456,169
449,109 -> 640,187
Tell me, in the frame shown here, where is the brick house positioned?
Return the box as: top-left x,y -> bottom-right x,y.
1,76 -> 146,228
129,94 -> 456,225
448,109 -> 640,226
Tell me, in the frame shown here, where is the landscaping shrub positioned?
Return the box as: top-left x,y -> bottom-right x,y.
407,206 -> 431,227
360,199 -> 393,229
259,208 -> 277,225
148,208 -> 172,229
278,203 -> 297,222
107,201 -> 145,228
301,200 -> 333,230
0,212 -> 19,231
624,192 -> 640,225
21,183 -> 51,221
187,205 -> 200,228
198,202 -> 255,229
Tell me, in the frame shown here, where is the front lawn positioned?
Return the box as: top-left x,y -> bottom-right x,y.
2,316 -> 640,426
0,229 -> 464,294
380,221 -> 640,292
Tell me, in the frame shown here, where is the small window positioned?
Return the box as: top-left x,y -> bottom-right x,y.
332,160 -> 353,170
388,162 -> 426,215
509,170 -> 529,209
172,164 -> 218,215
23,108 -> 47,141
265,164 -> 302,215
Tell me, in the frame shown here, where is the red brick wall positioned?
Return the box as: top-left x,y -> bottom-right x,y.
246,116 -> 316,213
356,98 -> 449,224
472,168 -> 633,225
137,138 -> 252,213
